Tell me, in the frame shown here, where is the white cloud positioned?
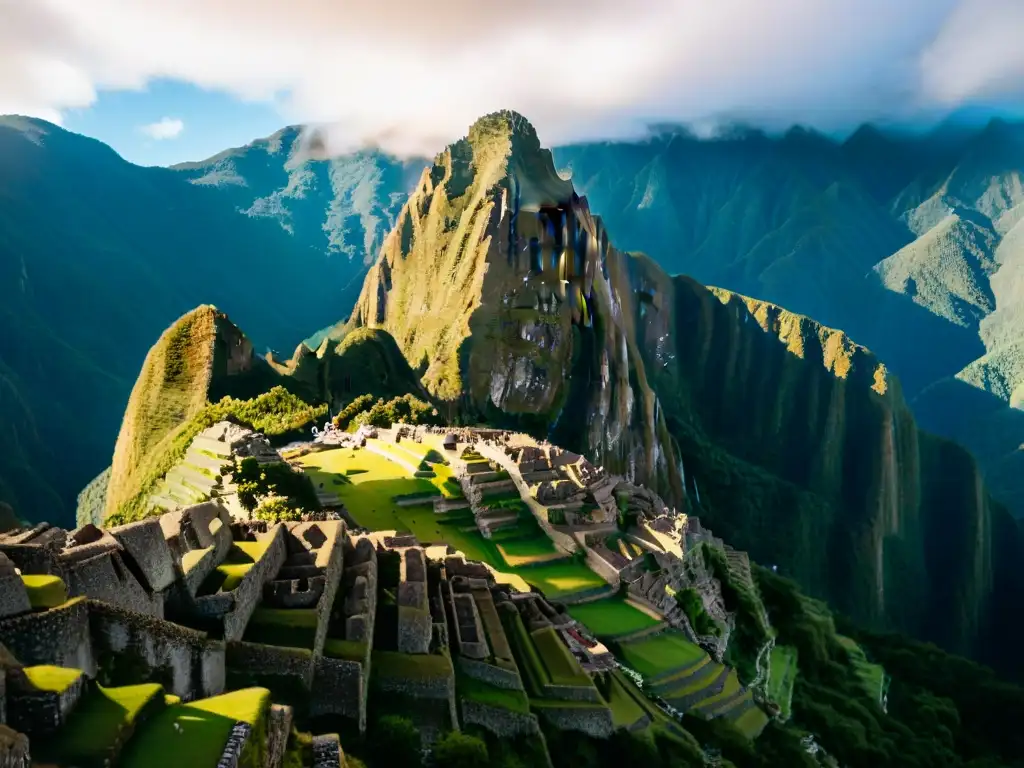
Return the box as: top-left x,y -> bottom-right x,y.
0,0 -> 1022,157
140,116 -> 184,140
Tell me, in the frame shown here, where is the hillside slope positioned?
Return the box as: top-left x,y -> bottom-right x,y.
0,116 -> 389,525
552,121 -> 1024,516
339,111 -> 1021,669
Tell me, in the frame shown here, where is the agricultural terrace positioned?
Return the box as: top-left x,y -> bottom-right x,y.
244,607 -> 319,649
199,540 -> 269,595
567,597 -> 662,639
617,630 -> 707,679
768,645 -> 798,719
120,688 -> 271,768
33,683 -> 165,766
838,635 -> 886,705
295,444 -> 606,600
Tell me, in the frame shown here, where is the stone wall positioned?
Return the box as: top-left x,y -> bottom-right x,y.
542,682 -> 603,703
310,656 -> 365,729
583,548 -> 622,590
223,526 -> 286,642
456,657 -> 523,690
460,699 -> 540,737
0,556 -> 30,621
265,704 -> 293,768
375,672 -> 453,700
0,598 -> 94,673
110,518 -> 177,592
8,673 -> 85,736
312,734 -> 344,768
535,704 -> 614,737
63,550 -> 163,618
89,600 -> 224,700
215,722 -> 252,768
225,643 -> 313,712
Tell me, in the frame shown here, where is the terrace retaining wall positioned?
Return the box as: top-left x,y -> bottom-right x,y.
375,672 -> 453,700
457,657 -> 523,690
312,734 -> 344,768
535,704 -> 614,738
8,674 -> 85,736
225,642 -> 313,712
223,527 -> 287,642
310,656 -> 366,731
0,598 -> 94,673
542,683 -> 603,703
460,699 -> 540,737
89,600 -> 224,700
216,722 -> 252,768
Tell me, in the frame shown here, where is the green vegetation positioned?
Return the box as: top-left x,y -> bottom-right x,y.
567,597 -> 661,638
837,635 -> 886,704
767,645 -> 798,719
675,588 -> 720,636
235,458 -> 320,515
349,394 -> 440,430
371,650 -> 453,681
432,731 -> 489,768
368,715 -> 421,768
23,664 -> 81,692
107,386 -> 326,525
34,683 -> 164,766
617,631 -> 707,679
199,540 -> 269,595
531,626 -> 593,687
456,673 -> 530,714
601,672 -> 649,728
120,688 -> 271,768
253,496 -> 302,523
20,574 -> 68,608
244,607 -> 319,649
322,638 -> 367,662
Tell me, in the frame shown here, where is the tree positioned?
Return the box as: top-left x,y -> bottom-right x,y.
371,715 -> 421,767
431,732 -> 488,768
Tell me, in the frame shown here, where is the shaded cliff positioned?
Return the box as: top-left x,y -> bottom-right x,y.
340,111 -> 1019,664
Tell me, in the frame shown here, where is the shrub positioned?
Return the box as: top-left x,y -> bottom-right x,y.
432,731 -> 488,768
254,496 -> 302,523
235,458 -> 320,513
370,715 -> 421,767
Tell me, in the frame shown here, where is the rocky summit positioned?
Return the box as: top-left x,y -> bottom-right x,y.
4,112 -> 1024,768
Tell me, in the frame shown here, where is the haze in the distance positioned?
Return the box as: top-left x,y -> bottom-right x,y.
2,0 -> 1024,161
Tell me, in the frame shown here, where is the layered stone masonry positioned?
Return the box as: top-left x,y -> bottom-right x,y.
0,598 -> 94,673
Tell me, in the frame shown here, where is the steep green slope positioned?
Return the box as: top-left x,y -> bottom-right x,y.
342,111 -> 1022,670
0,116 -> 387,525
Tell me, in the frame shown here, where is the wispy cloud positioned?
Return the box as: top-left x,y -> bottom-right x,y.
1,0 -> 1022,156
140,116 -> 184,140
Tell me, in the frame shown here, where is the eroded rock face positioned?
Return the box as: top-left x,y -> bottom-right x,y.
344,111 -> 1021,665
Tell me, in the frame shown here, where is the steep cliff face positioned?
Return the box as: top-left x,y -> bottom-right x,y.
344,112 -> 1015,659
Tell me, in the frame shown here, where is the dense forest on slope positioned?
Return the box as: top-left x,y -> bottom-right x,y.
552,120 -> 1024,516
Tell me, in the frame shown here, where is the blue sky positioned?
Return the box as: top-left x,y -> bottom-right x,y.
2,0 -> 1023,165
61,80 -> 285,167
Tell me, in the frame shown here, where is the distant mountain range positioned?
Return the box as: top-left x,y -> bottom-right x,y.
1,113 -> 1023,524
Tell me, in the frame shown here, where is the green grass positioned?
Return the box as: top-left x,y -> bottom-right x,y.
23,665 -> 81,692
243,607 -> 319,649
372,650 -> 454,681
838,636 -> 886,704
180,546 -> 212,574
617,631 -> 707,678
692,669 -> 742,712
733,704 -> 771,739
199,540 -> 270,595
323,639 -> 368,662
457,673 -> 531,714
35,683 -> 164,765
20,574 -> 68,608
120,688 -> 271,768
531,626 -> 593,687
606,672 -> 649,728
495,534 -> 563,566
503,611 -> 550,696
768,645 -> 798,719
567,597 -> 661,638
296,446 -> 604,599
